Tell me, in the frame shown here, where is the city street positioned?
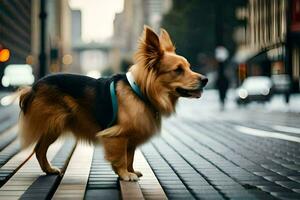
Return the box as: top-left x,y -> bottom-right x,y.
0,90 -> 300,199
1,0 -> 300,199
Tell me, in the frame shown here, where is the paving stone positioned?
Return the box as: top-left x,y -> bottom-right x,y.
142,144 -> 195,199
263,175 -> 292,182
195,194 -> 224,200
253,171 -> 279,176
270,192 -> 300,199
288,176 -> 300,183
257,185 -> 293,193
275,181 -> 300,189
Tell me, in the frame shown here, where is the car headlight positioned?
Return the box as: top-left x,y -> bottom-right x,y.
1,76 -> 10,87
261,88 -> 270,95
238,88 -> 248,99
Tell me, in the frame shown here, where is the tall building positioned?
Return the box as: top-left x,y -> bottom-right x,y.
289,0 -> 300,92
235,0 -> 300,92
110,0 -> 171,72
46,0 -> 72,73
0,0 -> 32,64
0,0 -> 32,87
30,0 -> 73,77
144,0 -> 172,32
71,10 -> 82,45
70,9 -> 82,74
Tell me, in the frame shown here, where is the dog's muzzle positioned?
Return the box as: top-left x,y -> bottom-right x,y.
176,76 -> 208,98
200,76 -> 208,87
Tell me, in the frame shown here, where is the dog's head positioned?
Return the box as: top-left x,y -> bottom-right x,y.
132,26 -> 208,115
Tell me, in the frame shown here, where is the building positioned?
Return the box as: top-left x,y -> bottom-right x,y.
44,0 -> 72,73
0,0 -> 72,83
144,0 -> 172,32
109,0 -> 171,73
0,0 -> 32,87
235,0 -> 300,92
70,9 -> 83,74
71,10 -> 82,45
288,0 -> 300,92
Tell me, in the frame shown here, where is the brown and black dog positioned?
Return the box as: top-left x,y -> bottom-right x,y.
18,26 -> 207,181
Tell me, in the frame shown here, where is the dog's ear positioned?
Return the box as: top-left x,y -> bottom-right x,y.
159,28 -> 175,52
134,25 -> 163,68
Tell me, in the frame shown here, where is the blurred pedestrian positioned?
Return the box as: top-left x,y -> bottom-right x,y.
216,72 -> 229,111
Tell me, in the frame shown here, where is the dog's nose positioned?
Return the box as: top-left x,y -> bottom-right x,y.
200,77 -> 208,87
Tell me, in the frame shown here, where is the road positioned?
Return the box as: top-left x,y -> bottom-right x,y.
0,90 -> 300,199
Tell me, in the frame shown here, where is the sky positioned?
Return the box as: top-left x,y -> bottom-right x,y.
69,0 -> 124,42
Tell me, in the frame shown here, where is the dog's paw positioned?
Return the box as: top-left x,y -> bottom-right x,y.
134,171 -> 143,177
45,167 -> 61,175
120,172 -> 139,181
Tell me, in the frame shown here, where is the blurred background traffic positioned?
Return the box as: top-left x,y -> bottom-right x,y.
0,0 -> 300,111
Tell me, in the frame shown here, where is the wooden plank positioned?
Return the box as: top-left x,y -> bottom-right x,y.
20,139 -> 76,199
0,124 -> 17,137
0,139 -> 64,198
84,146 -> 119,200
0,145 -> 33,187
120,149 -> 169,200
120,180 -> 144,200
119,152 -> 148,200
0,106 -> 19,133
52,143 -> 94,200
134,150 -> 168,200
0,139 -> 20,168
0,125 -> 18,151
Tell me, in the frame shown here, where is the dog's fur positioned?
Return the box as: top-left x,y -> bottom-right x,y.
18,26 -> 207,181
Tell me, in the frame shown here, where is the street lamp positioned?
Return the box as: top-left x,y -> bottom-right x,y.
39,0 -> 47,78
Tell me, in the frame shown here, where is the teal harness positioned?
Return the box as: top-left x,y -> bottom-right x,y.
107,72 -> 145,127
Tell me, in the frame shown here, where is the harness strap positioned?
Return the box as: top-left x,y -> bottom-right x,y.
108,81 -> 118,127
126,72 -> 146,101
108,72 -> 148,128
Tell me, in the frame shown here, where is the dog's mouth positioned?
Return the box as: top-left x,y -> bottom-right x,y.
176,87 -> 203,98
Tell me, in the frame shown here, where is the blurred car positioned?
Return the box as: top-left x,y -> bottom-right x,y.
236,76 -> 273,104
271,74 -> 291,94
1,64 -> 34,89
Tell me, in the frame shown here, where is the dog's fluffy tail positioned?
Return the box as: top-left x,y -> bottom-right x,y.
19,87 -> 34,114
18,87 -> 38,149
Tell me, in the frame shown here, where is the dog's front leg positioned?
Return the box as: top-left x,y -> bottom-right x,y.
101,137 -> 139,181
127,146 -> 143,177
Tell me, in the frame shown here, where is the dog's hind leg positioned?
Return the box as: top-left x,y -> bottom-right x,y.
35,133 -> 61,175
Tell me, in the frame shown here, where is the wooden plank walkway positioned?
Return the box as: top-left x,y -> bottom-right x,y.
2,96 -> 300,199
133,150 -> 167,200
0,139 -> 63,199
53,143 -> 94,199
0,107 -> 168,199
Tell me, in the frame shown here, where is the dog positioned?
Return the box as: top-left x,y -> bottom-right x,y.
18,26 -> 208,181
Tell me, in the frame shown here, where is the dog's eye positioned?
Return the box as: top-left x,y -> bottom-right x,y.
174,67 -> 183,75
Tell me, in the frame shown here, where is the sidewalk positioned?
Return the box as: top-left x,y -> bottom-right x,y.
0,99 -> 300,199
202,89 -> 300,114
266,94 -> 300,113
